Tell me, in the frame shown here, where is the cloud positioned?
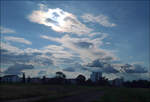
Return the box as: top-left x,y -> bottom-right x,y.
81,13 -> 116,27
41,34 -> 117,63
0,43 -> 54,65
38,71 -> 46,76
28,5 -> 92,35
0,26 -> 16,34
43,45 -> 64,51
120,64 -> 148,73
86,59 -> 119,73
4,36 -> 32,45
4,63 -> 34,75
1,42 -> 23,54
86,60 -> 148,74
74,41 -> 93,49
63,67 -> 75,72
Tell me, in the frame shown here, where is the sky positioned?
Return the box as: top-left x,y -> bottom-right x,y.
0,0 -> 149,81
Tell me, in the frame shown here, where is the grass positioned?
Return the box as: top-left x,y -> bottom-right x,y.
93,87 -> 150,102
0,83 -> 99,101
0,84 -> 149,102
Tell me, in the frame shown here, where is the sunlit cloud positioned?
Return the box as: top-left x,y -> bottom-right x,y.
81,13 -> 116,27
28,4 -> 92,35
4,36 -> 32,45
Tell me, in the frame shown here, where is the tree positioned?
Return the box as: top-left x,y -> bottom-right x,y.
76,74 -> 86,85
27,76 -> 31,83
42,76 -> 46,84
22,72 -> 26,83
56,71 -> 66,79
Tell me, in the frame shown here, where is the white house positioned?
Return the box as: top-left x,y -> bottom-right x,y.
90,72 -> 102,82
1,75 -> 20,83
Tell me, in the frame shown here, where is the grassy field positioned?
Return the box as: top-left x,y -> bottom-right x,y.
0,84 -> 150,102
0,83 -> 99,101
94,87 -> 150,102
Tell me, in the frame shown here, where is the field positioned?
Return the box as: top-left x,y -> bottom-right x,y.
0,84 -> 150,102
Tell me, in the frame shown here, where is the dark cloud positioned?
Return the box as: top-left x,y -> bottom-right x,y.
103,64 -> 119,73
63,67 -> 75,72
87,59 -> 104,67
86,59 -> 119,73
4,63 -> 34,75
74,41 -> 93,49
1,50 -> 33,64
121,64 -> 148,73
0,49 -> 53,65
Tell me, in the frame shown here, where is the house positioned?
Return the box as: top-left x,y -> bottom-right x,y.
1,75 -> 20,83
90,72 -> 102,82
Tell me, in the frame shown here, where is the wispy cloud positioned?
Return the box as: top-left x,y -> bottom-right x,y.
1,42 -> 23,53
4,36 -> 32,45
0,26 -> 16,34
28,4 -> 92,36
41,34 -> 117,63
81,13 -> 116,27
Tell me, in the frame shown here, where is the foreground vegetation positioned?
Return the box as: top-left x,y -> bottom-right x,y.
0,83 -> 150,102
0,83 -> 100,101
94,87 -> 150,102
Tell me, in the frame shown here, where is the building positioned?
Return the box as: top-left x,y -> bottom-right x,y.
90,72 -> 102,82
1,75 -> 20,83
109,77 -> 124,86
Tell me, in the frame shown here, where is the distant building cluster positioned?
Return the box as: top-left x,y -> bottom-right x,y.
0,75 -> 20,83
90,72 -> 102,82
1,71 -> 150,88
0,71 -> 125,87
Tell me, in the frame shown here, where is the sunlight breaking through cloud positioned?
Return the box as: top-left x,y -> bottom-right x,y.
28,5 -> 92,35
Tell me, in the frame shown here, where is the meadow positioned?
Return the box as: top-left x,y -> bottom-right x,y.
0,84 -> 149,102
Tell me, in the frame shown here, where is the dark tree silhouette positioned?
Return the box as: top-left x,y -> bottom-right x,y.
86,79 -> 93,85
56,71 -> 66,79
55,71 -> 66,84
76,74 -> 86,85
42,76 -> 46,84
124,80 -> 150,88
22,72 -> 26,83
27,76 -> 31,83
97,77 -> 109,86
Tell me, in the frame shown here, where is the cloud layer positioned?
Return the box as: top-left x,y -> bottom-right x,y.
4,36 -> 32,45
120,64 -> 148,73
81,14 -> 116,27
0,26 -> 16,34
41,34 -> 117,63
4,63 -> 34,75
28,6 -> 92,36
